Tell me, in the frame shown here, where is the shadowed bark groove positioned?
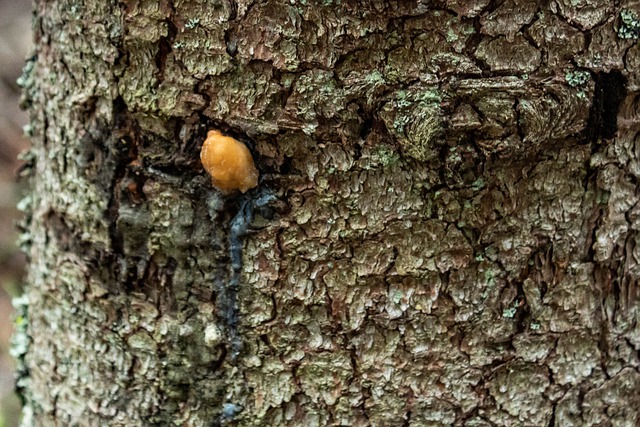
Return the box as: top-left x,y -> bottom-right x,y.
14,0 -> 640,426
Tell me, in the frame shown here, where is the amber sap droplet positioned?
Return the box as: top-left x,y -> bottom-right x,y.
200,130 -> 259,194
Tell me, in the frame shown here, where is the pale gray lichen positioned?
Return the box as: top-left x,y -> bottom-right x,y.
10,294 -> 29,361
11,294 -> 31,427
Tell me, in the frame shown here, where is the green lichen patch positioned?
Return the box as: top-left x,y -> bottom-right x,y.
364,144 -> 401,169
170,26 -> 232,79
618,9 -> 640,40
565,69 -> 591,87
379,87 -> 442,161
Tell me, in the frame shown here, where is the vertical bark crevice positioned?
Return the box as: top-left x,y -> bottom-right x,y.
588,70 -> 627,141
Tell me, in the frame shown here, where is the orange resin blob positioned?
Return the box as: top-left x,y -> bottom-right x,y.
200,130 -> 259,194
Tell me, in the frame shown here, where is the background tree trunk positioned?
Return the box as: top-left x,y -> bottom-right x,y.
16,0 -> 640,425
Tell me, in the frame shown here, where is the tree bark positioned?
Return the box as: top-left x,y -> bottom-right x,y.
15,0 -> 640,426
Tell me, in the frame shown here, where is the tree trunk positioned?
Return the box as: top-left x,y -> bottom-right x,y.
15,0 -> 640,425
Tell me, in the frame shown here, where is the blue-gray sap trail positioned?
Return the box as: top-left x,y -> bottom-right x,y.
212,189 -> 276,426
226,189 -> 276,361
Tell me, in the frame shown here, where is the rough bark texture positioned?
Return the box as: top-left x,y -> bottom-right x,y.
15,0 -> 640,426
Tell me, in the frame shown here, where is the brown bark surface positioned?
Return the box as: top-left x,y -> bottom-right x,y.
16,0 -> 640,426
